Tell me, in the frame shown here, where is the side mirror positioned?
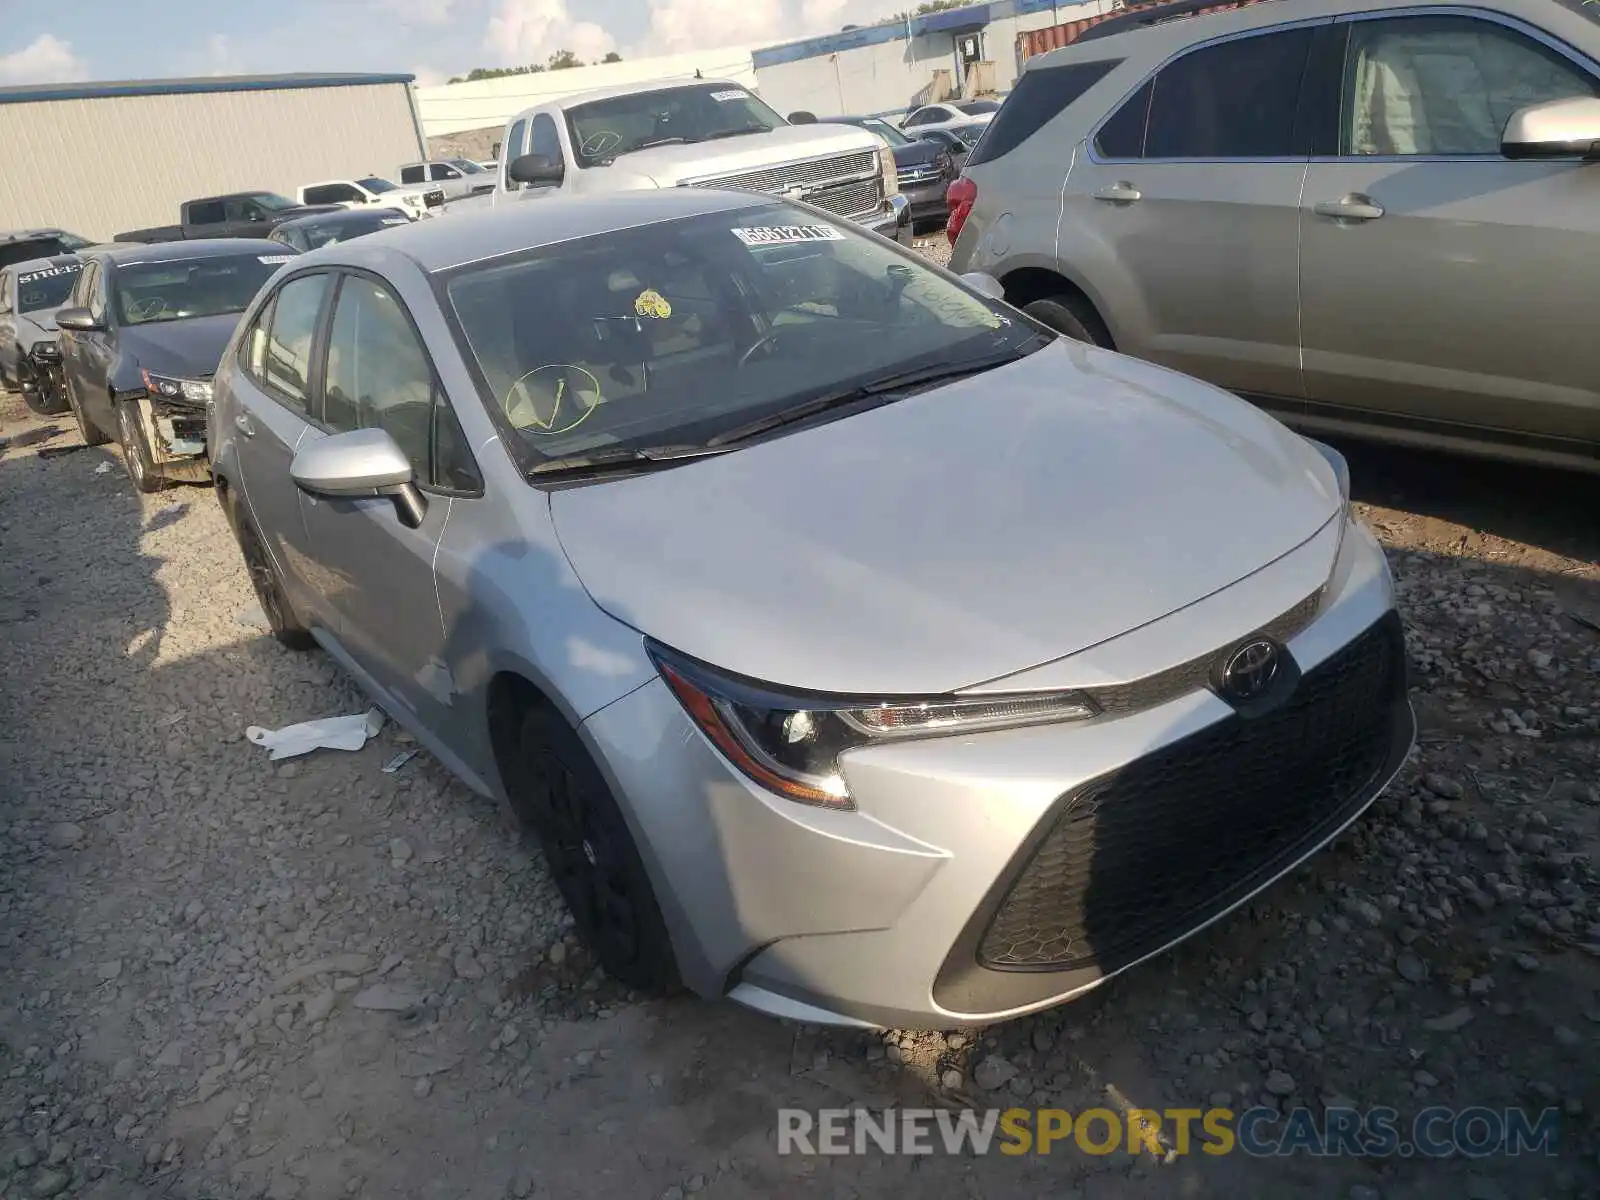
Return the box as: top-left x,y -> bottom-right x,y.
55,306 -> 102,332
290,428 -> 427,527
959,271 -> 1006,301
788,111 -> 818,124
246,210 -> 265,222
1502,95 -> 1600,159
507,153 -> 565,187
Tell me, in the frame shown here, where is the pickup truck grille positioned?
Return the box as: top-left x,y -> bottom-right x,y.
805,178 -> 885,219
684,151 -> 878,197
423,189 -> 445,209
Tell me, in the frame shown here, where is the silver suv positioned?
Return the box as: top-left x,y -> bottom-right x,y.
951,0 -> 1600,472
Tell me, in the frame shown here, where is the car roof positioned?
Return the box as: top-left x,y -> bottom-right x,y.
8,254 -> 85,275
274,209 -> 402,229
0,228 -> 76,244
291,188 -> 776,274
90,238 -> 290,266
529,77 -> 746,113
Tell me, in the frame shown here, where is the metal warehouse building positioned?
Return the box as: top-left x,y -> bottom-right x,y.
0,72 -> 426,243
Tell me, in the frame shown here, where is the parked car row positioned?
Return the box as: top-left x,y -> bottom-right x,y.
945,0 -> 1600,473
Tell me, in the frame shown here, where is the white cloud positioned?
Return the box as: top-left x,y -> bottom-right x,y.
410,65 -> 449,87
485,0 -> 615,67
0,34 -> 89,86
204,34 -> 243,77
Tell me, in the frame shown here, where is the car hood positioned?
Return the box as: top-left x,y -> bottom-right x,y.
116,313 -> 240,379
891,138 -> 942,169
583,124 -> 883,188
16,310 -> 58,339
550,340 -> 1345,696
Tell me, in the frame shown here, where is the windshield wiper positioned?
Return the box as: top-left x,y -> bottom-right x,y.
529,443 -> 731,479
706,346 -> 1036,448
696,125 -> 775,142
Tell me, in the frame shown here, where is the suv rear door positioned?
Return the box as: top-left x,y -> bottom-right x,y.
1296,10 -> 1600,447
1061,22 -> 1322,401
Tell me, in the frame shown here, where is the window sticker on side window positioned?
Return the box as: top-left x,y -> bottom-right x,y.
732,224 -> 845,247
709,89 -> 749,102
380,217 -> 409,226
257,255 -> 296,264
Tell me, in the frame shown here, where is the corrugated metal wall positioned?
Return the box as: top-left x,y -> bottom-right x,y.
0,82 -> 424,242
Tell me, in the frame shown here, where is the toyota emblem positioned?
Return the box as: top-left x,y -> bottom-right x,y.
1219,639 -> 1281,702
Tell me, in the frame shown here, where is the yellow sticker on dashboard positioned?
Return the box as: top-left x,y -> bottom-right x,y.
634,288 -> 672,319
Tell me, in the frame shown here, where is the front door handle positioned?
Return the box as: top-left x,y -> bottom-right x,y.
1093,181 -> 1142,204
234,413 -> 255,438
1313,194 -> 1385,222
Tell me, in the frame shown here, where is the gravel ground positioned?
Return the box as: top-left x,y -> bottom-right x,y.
1,354 -> 1597,1199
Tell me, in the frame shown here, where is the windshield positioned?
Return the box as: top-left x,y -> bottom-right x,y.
16,262 -> 81,311
249,193 -> 299,213
565,84 -> 786,166
855,118 -> 912,146
443,200 -> 1040,466
301,213 -> 410,248
115,253 -> 288,326
449,158 -> 488,174
356,177 -> 398,193
955,100 -> 999,115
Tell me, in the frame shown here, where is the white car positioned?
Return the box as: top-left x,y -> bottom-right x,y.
397,159 -> 498,202
495,78 -> 908,239
899,99 -> 1001,138
297,177 -> 445,220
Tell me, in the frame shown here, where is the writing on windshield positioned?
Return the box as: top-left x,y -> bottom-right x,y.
565,84 -> 786,166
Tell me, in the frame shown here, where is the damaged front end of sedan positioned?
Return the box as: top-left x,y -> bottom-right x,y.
125,369 -> 214,483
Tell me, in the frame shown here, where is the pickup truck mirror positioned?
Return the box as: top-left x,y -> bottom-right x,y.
788,111 -> 818,124
55,306 -> 103,333
507,153 -> 565,188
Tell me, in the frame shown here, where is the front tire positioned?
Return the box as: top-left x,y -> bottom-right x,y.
114,399 -> 167,493
1023,293 -> 1114,348
508,704 -> 680,995
231,506 -> 314,651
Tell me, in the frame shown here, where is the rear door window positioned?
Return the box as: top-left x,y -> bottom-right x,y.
1143,27 -> 1314,157
399,165 -> 424,184
186,200 -> 226,225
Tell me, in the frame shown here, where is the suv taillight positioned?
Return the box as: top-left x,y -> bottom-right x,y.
946,175 -> 977,246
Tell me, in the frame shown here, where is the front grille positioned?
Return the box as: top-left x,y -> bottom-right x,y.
898,167 -> 943,185
978,614 -> 1405,973
1087,588 -> 1323,715
424,189 -> 445,208
686,151 -> 877,194
805,178 -> 885,218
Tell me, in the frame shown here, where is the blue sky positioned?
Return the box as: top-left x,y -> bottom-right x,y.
0,0 -> 907,88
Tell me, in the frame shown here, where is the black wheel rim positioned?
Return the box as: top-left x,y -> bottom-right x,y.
536,750 -> 641,970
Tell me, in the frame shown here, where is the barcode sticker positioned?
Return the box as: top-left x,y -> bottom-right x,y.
257,255 -> 296,264
731,224 -> 845,247
710,89 -> 748,102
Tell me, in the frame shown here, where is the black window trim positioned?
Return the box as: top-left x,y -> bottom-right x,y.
1314,5 -> 1600,163
1087,14 -> 1335,164
237,268 -> 333,419
311,266 -> 484,500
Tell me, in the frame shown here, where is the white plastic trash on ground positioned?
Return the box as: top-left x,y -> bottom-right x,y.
246,708 -> 384,761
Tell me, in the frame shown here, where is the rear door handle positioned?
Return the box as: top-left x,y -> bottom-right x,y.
1093,181 -> 1142,203
234,413 -> 255,438
1313,195 -> 1385,222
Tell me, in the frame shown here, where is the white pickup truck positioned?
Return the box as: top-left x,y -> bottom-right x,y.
296,177 -> 445,219
493,79 -> 909,239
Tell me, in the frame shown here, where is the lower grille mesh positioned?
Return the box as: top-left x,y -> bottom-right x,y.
978,615 -> 1405,973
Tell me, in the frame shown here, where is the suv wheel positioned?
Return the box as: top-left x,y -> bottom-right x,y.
509,704 -> 680,995
1023,293 -> 1113,348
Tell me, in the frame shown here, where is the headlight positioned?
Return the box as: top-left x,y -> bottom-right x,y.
29,342 -> 60,361
141,368 -> 212,404
877,144 -> 899,197
649,643 -> 1098,809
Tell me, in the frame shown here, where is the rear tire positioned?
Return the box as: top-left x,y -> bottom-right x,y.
231,505 -> 315,651
1023,293 -> 1114,348
507,703 -> 680,995
114,399 -> 167,493
64,377 -> 110,447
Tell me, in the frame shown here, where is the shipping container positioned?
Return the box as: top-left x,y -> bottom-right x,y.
1016,0 -> 1267,62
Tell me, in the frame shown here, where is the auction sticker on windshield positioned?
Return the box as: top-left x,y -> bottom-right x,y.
733,225 -> 845,247
710,90 -> 749,102
258,255 -> 296,265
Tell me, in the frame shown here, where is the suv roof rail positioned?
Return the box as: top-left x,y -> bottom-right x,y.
1074,0 -> 1276,43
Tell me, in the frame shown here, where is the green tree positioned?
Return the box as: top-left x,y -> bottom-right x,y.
601,50 -> 623,63
446,48 -> 599,84
547,48 -> 583,70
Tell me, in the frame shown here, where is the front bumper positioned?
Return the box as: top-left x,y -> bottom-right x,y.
584,518 -> 1413,1029
899,177 -> 952,223
862,192 -> 910,239
141,393 -> 209,463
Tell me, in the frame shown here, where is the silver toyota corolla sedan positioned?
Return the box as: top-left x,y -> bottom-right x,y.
208,188 -> 1416,1030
